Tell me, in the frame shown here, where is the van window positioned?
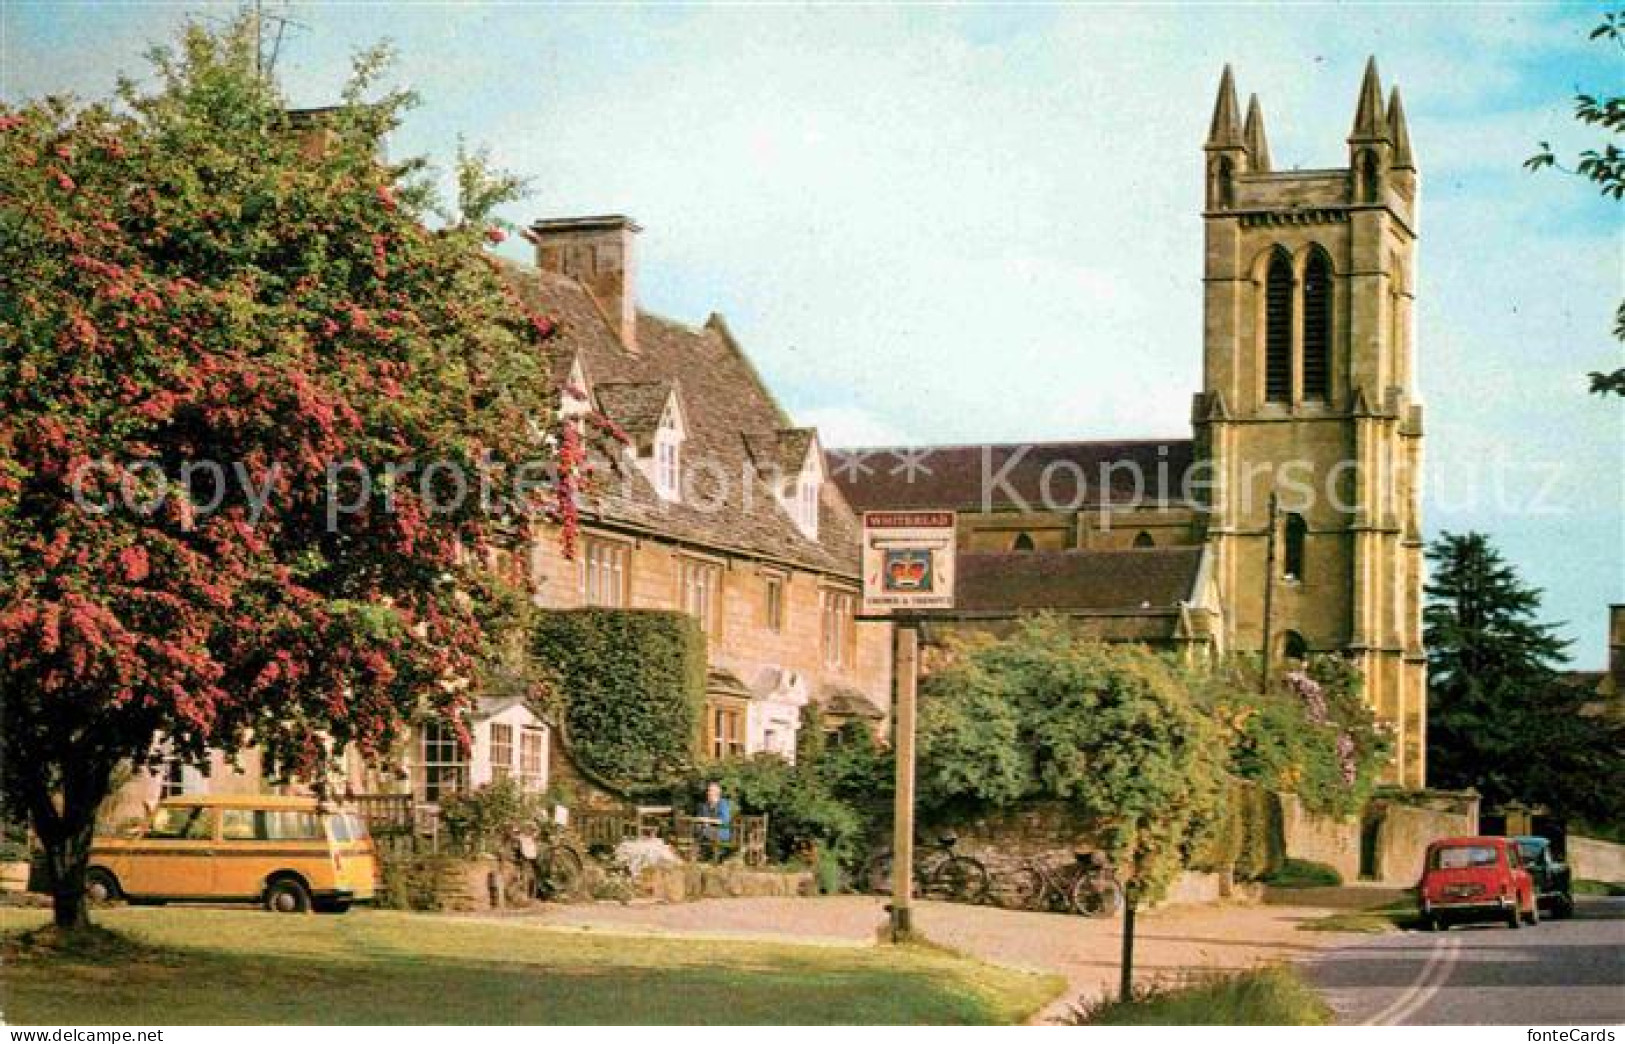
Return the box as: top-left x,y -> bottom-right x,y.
263,811 -> 322,841
148,806 -> 213,840
221,810 -> 259,840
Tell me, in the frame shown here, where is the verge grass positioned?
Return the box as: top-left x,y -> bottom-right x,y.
1068,965 -> 1332,1026
0,906 -> 1062,1025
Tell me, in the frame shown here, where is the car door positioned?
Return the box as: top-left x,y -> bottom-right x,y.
124,804 -> 217,898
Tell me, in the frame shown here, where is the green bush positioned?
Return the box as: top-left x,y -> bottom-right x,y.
437,777 -> 549,855
532,609 -> 706,793
377,854 -> 458,911
918,618 -> 1229,897
687,755 -> 865,866
1197,654 -> 1389,818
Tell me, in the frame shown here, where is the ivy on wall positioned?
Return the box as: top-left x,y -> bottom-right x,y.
531,609 -> 706,795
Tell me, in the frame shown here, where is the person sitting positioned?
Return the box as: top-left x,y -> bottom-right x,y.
694,780 -> 733,861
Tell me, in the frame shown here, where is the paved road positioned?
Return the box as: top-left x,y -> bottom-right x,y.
1305,896 -> 1625,1025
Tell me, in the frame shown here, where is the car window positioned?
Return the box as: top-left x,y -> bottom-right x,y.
1433,845 -> 1498,869
327,815 -> 352,842
147,806 -> 212,840
346,814 -> 371,841
1517,842 -> 1543,864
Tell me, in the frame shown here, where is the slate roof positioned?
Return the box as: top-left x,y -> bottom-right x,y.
954,548 -> 1204,615
594,381 -> 673,449
504,262 -> 863,579
829,439 -> 1196,513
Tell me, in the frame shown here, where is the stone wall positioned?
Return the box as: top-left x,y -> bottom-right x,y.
1361,792 -> 1479,885
1569,835 -> 1625,884
637,863 -> 815,902
1278,793 -> 1361,883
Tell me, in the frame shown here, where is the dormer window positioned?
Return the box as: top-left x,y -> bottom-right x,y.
797,475 -> 820,537
654,423 -> 681,501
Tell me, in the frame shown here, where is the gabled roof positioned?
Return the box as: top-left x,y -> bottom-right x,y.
743,428 -> 820,490
954,548 -> 1204,615
504,262 -> 863,579
829,439 -> 1196,513
595,380 -> 677,449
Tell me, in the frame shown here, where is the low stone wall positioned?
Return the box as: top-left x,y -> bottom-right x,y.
1362,792 -> 1479,885
637,864 -> 816,903
1278,794 -> 1361,883
1569,835 -> 1625,884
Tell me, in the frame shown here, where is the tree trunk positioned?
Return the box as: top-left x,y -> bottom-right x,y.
46,816 -> 96,930
23,759 -> 113,932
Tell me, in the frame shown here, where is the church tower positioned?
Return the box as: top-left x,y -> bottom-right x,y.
1193,60 -> 1427,787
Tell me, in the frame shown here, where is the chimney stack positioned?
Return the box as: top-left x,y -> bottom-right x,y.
528,215 -> 641,353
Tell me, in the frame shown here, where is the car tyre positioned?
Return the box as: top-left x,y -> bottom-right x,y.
1505,904 -> 1522,929
1555,894 -> 1575,919
264,877 -> 311,914
1525,897 -> 1540,926
85,868 -> 121,905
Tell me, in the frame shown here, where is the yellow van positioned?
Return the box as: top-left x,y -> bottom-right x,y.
87,795 -> 378,913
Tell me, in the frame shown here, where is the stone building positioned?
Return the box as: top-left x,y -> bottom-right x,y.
835,60 -> 1428,788
107,216 -> 890,824
1561,605 -> 1625,720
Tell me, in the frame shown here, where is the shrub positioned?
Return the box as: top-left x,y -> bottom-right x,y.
437,777 -> 549,855
686,755 -> 864,866
918,618 -> 1229,897
532,610 -> 706,793
1198,654 -> 1389,818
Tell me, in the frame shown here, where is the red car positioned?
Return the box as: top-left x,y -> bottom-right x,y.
1417,836 -> 1539,931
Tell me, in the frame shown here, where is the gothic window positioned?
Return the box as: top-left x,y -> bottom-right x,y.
1264,253 -> 1293,403
1283,512 -> 1307,581
1133,531 -> 1155,548
1282,630 -> 1308,662
1012,532 -> 1035,552
1302,252 -> 1332,401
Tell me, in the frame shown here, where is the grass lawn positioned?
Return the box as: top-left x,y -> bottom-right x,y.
1297,898 -> 1419,934
1070,966 -> 1332,1026
1574,879 -> 1625,897
0,905 -> 1062,1025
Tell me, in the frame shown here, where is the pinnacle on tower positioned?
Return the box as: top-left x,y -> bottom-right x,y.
1349,56 -> 1389,142
1388,85 -> 1415,169
1244,93 -> 1272,172
1206,64 -> 1243,149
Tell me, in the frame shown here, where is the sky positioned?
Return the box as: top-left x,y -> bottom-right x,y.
3,1 -> 1621,665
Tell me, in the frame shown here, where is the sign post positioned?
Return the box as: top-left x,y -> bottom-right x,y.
860,511 -> 956,944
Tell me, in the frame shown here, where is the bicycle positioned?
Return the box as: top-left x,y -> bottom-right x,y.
1005,851 -> 1122,916
1071,851 -> 1124,918
860,835 -> 992,905
508,823 -> 589,903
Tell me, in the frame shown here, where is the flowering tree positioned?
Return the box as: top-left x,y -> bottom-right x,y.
0,21 -> 578,929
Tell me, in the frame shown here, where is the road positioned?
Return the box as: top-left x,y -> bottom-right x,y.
1305,896 -> 1625,1025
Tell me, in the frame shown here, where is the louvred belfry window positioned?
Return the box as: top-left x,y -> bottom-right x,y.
1264,254 -> 1293,403
1302,254 -> 1332,400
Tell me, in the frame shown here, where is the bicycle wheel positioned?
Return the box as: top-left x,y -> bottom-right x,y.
1071,874 -> 1124,918
1009,866 -> 1050,911
928,855 -> 991,904
544,846 -> 587,901
861,851 -> 895,895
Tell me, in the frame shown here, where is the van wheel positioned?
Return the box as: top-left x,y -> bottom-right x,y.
85,868 -> 121,905
265,877 -> 311,914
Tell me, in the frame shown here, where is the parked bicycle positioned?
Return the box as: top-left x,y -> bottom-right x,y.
1006,851 -> 1123,917
507,823 -> 589,903
860,835 -> 992,905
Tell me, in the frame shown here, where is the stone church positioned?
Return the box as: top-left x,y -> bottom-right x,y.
834,60 -> 1428,788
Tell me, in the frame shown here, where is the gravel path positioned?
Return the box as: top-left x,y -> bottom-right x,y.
523,895 -> 1356,1022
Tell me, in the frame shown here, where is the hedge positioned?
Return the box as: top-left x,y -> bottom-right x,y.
532,609 -> 706,794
